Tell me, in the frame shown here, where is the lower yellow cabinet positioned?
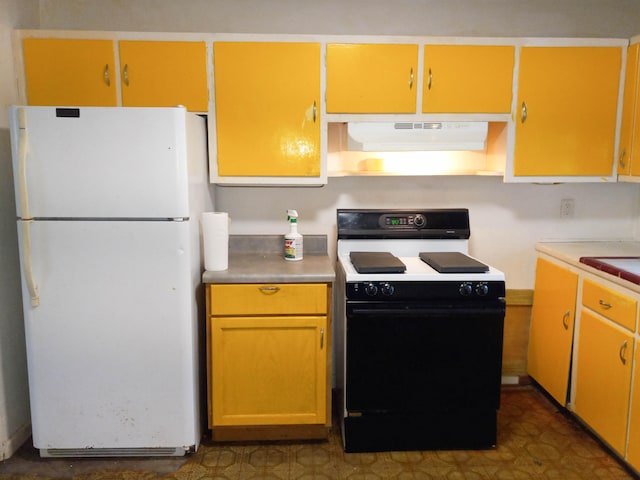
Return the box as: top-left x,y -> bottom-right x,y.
626,343 -> 640,469
206,283 -> 331,440
574,310 -> 633,455
527,258 -> 578,404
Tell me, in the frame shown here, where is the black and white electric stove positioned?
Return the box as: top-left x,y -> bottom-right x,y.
335,208 -> 506,453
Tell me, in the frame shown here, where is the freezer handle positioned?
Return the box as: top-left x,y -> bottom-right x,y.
17,108 -> 32,220
20,220 -> 40,307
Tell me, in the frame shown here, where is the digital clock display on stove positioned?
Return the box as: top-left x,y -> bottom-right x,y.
381,213 -> 426,229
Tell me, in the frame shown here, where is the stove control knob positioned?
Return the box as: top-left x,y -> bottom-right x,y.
364,282 -> 378,296
459,282 -> 473,296
381,283 -> 395,296
414,214 -> 426,228
475,283 -> 489,296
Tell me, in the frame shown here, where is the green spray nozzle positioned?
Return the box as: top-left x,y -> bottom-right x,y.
287,209 -> 299,222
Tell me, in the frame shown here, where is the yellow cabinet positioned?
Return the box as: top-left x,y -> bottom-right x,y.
23,38 -> 208,111
582,278 -> 637,331
625,342 -> 640,469
527,258 -> 578,404
213,42 -> 321,177
23,38 -> 117,106
574,310 -> 633,455
422,45 -> 514,113
207,283 -> 331,436
617,43 -> 640,176
513,46 -> 622,177
118,40 -> 208,112
326,43 -> 418,113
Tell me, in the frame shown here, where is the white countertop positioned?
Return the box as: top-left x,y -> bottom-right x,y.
535,241 -> 640,293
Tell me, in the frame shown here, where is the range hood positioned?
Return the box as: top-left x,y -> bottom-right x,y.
347,121 -> 489,152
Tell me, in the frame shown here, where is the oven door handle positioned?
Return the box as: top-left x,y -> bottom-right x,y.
349,305 -> 505,316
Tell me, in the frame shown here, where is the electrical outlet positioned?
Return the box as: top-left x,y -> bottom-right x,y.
560,198 -> 575,218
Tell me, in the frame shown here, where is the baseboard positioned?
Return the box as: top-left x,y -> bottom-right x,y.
0,421 -> 31,461
501,375 -> 532,386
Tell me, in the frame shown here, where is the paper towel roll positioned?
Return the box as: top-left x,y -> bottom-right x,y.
202,212 -> 229,271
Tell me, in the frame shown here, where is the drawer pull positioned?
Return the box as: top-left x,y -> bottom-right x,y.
599,299 -> 613,309
620,340 -> 628,365
562,310 -> 570,330
258,286 -> 280,295
320,328 -> 325,349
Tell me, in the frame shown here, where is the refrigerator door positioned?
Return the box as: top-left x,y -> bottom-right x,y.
10,106 -> 190,219
18,219 -> 200,453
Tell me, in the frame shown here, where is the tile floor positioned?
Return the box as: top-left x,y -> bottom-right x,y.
0,385 -> 637,479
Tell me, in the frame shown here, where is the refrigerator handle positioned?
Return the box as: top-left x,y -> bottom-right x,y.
21,220 -> 40,307
17,107 -> 32,220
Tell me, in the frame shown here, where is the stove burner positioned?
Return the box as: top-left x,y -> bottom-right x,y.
419,251 -> 489,273
349,252 -> 406,274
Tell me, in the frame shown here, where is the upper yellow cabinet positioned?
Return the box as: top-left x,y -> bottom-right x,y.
422,45 -> 514,113
23,38 -> 117,107
213,42 -> 321,177
118,41 -> 208,112
513,46 -> 622,177
618,43 -> 640,177
23,38 -> 207,111
326,43 -> 418,113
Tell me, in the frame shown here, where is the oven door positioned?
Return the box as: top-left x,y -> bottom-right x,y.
345,301 -> 505,414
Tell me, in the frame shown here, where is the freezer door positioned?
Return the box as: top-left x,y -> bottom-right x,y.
10,106 -> 197,219
18,219 -> 200,450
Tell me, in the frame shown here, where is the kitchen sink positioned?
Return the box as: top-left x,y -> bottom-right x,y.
579,257 -> 640,285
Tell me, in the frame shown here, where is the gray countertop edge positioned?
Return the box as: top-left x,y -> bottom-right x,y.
203,234 -> 335,283
535,240 -> 640,294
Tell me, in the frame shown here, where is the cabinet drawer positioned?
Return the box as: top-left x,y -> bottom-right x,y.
582,279 -> 637,331
209,283 -> 327,315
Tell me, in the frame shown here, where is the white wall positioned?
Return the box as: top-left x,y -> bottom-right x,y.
0,0 -> 38,460
216,177 -> 640,288
37,0 -> 640,38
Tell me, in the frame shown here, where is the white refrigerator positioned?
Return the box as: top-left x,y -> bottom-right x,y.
9,106 -> 213,457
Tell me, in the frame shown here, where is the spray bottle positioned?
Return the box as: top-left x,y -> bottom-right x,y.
284,210 -> 303,261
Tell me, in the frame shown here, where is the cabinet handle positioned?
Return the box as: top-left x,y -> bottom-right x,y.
619,148 -> 627,169
521,101 -> 527,123
409,67 -> 414,90
427,68 -> 433,90
599,299 -> 613,309
562,310 -> 570,330
258,286 -> 280,295
123,64 -> 129,86
313,101 -> 317,123
620,340 -> 628,365
104,64 -> 111,87
320,328 -> 325,349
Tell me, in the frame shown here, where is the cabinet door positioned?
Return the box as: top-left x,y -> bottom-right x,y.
119,41 -> 208,112
574,310 -> 633,455
514,46 -> 621,176
422,45 -> 514,113
626,341 -> 640,469
527,258 -> 578,404
213,42 -> 320,177
211,316 -> 327,426
618,43 -> 640,176
23,38 -> 117,106
326,43 -> 418,113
